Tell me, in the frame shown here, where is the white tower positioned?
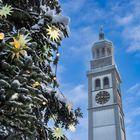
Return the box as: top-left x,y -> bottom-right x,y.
87,29 -> 126,140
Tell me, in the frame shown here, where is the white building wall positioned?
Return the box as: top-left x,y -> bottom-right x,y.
93,125 -> 116,140
93,108 -> 115,127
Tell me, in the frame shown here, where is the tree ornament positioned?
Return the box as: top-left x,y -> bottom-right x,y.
32,81 -> 40,88
68,124 -> 76,132
14,34 -> 30,48
26,70 -> 30,74
12,38 -> 21,49
0,5 -> 13,18
56,52 -> 60,57
52,127 -> 64,139
42,101 -> 47,106
46,25 -> 60,42
10,34 -> 30,59
53,76 -> 57,81
0,32 -> 4,40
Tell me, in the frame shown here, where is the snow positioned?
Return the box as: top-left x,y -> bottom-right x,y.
11,93 -> 19,100
11,80 -> 21,87
55,90 -> 67,103
52,15 -> 70,26
45,7 -> 54,16
0,125 -> 9,137
31,24 -> 40,30
9,101 -> 23,106
38,18 -> 44,25
38,94 -> 48,102
17,88 -> 29,94
41,83 -> 69,104
31,19 -> 44,31
40,4 -> 70,26
21,95 -> 32,102
41,83 -> 54,94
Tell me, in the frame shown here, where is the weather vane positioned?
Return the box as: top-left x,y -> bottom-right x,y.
99,25 -> 105,40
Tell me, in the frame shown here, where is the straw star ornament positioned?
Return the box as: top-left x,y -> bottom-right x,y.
0,5 -> 13,18
52,127 -> 64,139
46,25 -> 60,42
10,34 -> 30,59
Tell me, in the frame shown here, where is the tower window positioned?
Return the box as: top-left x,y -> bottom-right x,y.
96,49 -> 100,58
102,48 -> 105,57
103,77 -> 109,88
107,48 -> 111,55
95,79 -> 101,90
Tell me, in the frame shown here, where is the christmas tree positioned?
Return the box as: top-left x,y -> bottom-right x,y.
0,0 -> 82,139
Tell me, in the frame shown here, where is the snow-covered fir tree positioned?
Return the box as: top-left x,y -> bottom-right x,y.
0,0 -> 82,139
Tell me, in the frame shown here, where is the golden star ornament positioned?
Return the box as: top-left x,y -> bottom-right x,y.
52,127 -> 64,139
10,34 -> 30,59
46,25 -> 61,42
0,5 -> 13,18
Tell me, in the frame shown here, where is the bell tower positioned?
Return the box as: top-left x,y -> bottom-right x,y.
87,29 -> 126,140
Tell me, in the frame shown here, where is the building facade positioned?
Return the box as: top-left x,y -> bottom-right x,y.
87,30 -> 126,140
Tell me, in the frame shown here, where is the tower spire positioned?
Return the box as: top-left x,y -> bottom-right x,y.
99,26 -> 105,40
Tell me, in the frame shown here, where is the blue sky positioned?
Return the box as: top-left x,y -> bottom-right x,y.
58,0 -> 140,140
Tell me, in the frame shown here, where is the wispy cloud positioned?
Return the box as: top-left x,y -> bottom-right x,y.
69,27 -> 97,56
124,83 -> 140,140
61,0 -> 86,15
61,26 -> 97,70
127,83 -> 140,96
115,15 -> 133,26
111,0 -> 140,53
121,24 -> 140,52
129,107 -> 140,117
64,84 -> 87,107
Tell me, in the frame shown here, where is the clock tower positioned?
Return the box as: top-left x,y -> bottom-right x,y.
87,29 -> 126,140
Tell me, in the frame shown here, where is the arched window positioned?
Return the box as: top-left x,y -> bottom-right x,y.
95,79 -> 101,90
93,51 -> 95,58
96,49 -> 100,58
102,48 -> 105,57
103,77 -> 109,88
107,48 -> 111,55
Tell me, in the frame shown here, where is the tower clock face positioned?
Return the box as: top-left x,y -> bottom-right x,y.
95,91 -> 110,104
